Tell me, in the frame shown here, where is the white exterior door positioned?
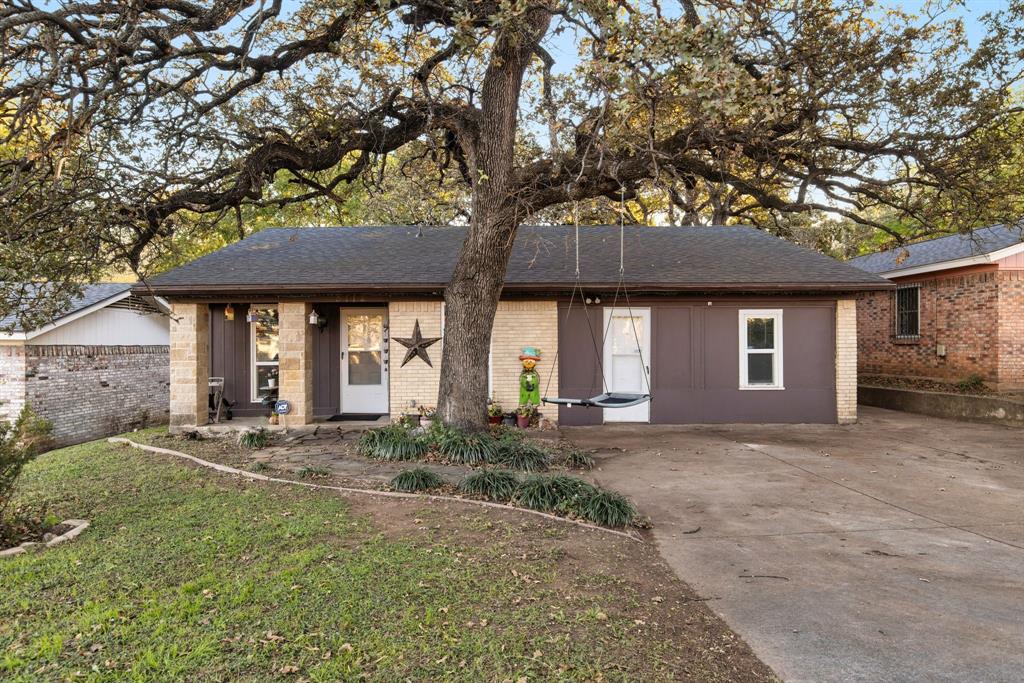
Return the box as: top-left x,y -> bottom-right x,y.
340,308 -> 389,414
603,307 -> 651,423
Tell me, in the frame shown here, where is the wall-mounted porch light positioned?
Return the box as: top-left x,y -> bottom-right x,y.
224,304 -> 236,321
309,309 -> 327,331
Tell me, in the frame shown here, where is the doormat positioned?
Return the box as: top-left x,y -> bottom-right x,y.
326,414 -> 386,422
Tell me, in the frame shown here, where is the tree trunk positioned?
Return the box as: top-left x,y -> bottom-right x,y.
435,8 -> 552,430
436,212 -> 517,429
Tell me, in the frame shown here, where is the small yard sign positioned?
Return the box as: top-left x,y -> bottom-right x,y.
274,400 -> 292,415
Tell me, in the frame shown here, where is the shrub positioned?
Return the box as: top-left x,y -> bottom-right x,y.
459,469 -> 520,501
560,488 -> 637,528
955,374 -> 987,393
391,468 -> 444,492
298,465 -> 330,479
514,474 -> 597,513
495,440 -> 550,472
357,425 -> 428,461
558,446 -> 594,470
513,475 -> 563,511
237,428 -> 270,450
489,424 -> 524,443
1,406 -> 53,520
434,427 -> 498,465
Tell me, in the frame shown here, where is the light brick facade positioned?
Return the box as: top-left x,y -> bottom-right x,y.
388,301 -> 443,417
835,299 -> 857,424
1,343 -> 168,446
0,344 -> 27,424
489,301 -> 559,412
384,300 -> 559,419
277,302 -> 313,426
169,302 -> 209,426
857,268 -> 1023,390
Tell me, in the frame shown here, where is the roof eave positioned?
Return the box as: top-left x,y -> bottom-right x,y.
138,280 -> 894,298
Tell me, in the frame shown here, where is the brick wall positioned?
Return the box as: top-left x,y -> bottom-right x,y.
388,301 -> 443,417
857,270 -> 1001,384
835,299 -> 857,424
386,300 -> 560,419
997,271 -> 1024,389
278,302 -> 313,426
23,345 -> 169,446
169,302 -> 209,427
490,301 -> 558,413
0,344 -> 27,423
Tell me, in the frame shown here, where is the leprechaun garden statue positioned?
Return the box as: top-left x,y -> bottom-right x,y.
518,346 -> 542,407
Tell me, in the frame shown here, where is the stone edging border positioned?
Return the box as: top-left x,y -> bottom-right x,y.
108,437 -> 642,541
0,519 -> 90,558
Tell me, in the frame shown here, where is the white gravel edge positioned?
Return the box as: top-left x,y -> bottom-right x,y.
108,437 -> 642,541
1,519 -> 90,558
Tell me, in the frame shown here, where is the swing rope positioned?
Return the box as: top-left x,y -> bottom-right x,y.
541,190 -> 652,409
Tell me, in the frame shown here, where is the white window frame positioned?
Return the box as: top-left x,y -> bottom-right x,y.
739,309 -> 784,390
250,306 -> 279,402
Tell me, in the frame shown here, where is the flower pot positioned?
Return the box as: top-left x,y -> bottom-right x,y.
516,415 -> 530,429
488,415 -> 501,424
501,415 -> 516,426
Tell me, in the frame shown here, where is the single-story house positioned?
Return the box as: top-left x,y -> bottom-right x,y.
0,283 -> 171,445
140,225 -> 891,428
848,223 -> 1024,391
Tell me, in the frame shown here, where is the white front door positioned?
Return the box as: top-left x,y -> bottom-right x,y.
603,307 -> 651,423
340,308 -> 389,414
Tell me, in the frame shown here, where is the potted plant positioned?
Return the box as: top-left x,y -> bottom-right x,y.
516,404 -> 536,429
418,406 -> 436,429
487,401 -> 504,425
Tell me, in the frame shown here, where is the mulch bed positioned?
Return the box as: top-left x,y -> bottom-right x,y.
860,374 -> 995,396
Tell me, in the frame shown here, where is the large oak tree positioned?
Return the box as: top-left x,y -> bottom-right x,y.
2,0 -> 1023,427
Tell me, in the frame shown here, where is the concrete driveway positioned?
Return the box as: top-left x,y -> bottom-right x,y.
566,407 -> 1024,683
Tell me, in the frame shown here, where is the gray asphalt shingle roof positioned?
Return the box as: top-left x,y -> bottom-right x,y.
847,223 -> 1024,274
144,225 -> 890,294
1,283 -> 133,333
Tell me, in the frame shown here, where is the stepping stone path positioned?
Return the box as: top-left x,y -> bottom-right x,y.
253,427 -> 467,485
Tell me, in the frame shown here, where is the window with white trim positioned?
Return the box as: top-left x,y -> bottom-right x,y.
250,306 -> 279,402
739,309 -> 784,390
894,285 -> 920,339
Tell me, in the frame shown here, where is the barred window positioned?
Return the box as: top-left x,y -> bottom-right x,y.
895,286 -> 920,338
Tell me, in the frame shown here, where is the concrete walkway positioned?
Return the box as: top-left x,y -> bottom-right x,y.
566,407 -> 1024,683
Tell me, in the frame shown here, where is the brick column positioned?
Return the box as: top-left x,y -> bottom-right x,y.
169,303 -> 209,427
278,302 -> 313,426
836,298 -> 858,424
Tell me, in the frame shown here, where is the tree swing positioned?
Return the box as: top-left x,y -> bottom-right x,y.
542,195 -> 653,410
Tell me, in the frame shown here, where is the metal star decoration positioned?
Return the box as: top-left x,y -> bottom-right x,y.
394,319 -> 442,367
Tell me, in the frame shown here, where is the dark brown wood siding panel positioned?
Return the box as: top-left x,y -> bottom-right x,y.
699,304 -> 835,423
209,304 -> 267,417
312,306 -> 340,417
556,303 -> 604,425
558,300 -> 838,424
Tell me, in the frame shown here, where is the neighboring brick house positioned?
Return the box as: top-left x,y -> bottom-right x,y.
0,284 -> 171,445
140,225 -> 891,427
848,224 -> 1024,391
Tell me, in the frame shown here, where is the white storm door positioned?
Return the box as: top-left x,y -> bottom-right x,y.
340,308 -> 389,414
603,307 -> 651,423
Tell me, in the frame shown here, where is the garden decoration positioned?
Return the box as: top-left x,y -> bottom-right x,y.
519,346 -> 542,407
394,319 -> 441,367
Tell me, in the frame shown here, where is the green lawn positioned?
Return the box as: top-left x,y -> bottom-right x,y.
0,435 -> 773,682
